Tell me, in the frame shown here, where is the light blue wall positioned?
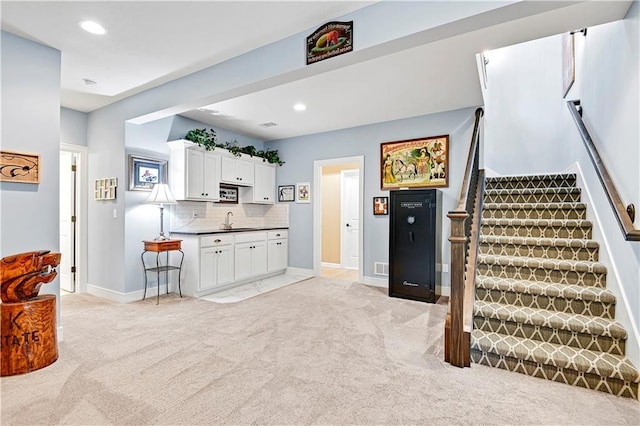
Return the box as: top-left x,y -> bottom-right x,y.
267,106 -> 478,290
1,31 -> 61,314
61,107 -> 88,147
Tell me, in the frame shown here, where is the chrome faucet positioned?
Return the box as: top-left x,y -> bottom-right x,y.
223,211 -> 233,230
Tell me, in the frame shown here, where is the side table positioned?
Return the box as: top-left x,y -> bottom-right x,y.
141,239 -> 184,304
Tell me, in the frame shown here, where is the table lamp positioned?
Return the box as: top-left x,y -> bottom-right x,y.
145,183 -> 178,240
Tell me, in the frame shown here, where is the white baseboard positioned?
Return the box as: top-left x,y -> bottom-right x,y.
57,326 -> 64,343
87,282 -> 171,303
321,262 -> 341,268
286,267 -> 315,277
361,276 -> 387,288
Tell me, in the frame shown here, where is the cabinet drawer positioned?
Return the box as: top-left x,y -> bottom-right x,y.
267,230 -> 288,240
234,232 -> 267,244
201,234 -> 234,247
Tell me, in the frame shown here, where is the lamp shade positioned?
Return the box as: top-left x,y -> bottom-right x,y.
145,183 -> 177,205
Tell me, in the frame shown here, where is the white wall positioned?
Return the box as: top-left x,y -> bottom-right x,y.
482,8 -> 640,368
1,31 -> 61,318
60,107 -> 88,147
267,106 -> 478,293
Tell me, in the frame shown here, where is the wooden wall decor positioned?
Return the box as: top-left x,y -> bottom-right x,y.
94,177 -> 118,200
0,150 -> 40,184
1,250 -> 61,376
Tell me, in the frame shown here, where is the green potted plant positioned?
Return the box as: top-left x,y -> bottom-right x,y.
183,129 -> 284,165
184,128 -> 218,151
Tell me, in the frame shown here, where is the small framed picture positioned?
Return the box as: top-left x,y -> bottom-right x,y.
278,185 -> 295,202
129,155 -> 167,191
296,182 -> 310,203
373,196 -> 388,215
219,184 -> 238,203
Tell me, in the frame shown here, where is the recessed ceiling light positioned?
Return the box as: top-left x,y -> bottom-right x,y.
79,21 -> 106,35
293,103 -> 306,112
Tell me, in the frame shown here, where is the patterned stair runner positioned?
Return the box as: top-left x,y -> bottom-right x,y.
471,173 -> 640,398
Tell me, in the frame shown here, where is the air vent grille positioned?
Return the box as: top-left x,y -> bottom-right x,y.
258,122 -> 278,128
374,262 -> 389,276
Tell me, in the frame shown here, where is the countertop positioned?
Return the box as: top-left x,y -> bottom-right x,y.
170,226 -> 288,236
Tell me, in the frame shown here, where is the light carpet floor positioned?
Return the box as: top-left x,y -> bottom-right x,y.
1,277 -> 638,425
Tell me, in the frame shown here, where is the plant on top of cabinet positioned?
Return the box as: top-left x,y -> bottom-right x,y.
182,128 -> 285,165
184,128 -> 218,151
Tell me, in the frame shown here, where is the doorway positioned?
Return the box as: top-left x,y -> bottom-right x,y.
59,144 -> 87,294
313,156 -> 364,282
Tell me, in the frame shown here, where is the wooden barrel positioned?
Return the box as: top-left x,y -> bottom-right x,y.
1,294 -> 58,376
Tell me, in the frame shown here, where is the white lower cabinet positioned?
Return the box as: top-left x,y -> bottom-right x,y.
234,232 -> 267,281
175,229 -> 286,297
267,230 -> 288,272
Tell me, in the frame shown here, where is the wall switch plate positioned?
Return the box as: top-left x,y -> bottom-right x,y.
113,208 -> 117,219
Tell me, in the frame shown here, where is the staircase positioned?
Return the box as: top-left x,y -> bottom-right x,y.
470,173 -> 640,399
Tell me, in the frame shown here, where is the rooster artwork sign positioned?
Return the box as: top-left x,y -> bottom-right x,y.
380,135 -> 449,190
306,21 -> 353,65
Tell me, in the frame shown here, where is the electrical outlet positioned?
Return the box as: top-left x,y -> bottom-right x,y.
192,210 -> 198,218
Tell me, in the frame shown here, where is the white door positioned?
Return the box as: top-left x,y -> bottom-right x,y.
341,170 -> 360,270
59,151 -> 76,292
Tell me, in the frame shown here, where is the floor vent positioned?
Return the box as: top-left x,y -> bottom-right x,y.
374,262 -> 389,276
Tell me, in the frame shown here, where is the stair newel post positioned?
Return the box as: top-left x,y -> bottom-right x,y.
448,209 -> 469,367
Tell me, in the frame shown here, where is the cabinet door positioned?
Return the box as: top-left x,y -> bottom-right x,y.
220,156 -> 237,184
237,160 -> 254,185
234,243 -> 253,281
186,149 -> 205,199
254,163 -> 275,203
203,153 -> 220,201
200,247 -> 218,290
252,240 -> 268,276
216,245 -> 235,286
268,239 -> 288,272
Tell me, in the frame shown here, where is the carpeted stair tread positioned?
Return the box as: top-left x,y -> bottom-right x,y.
480,235 -> 599,250
485,187 -> 581,196
475,276 -> 616,304
481,217 -> 592,228
471,329 -> 640,383
482,202 -> 587,221
478,253 -> 606,274
485,174 -> 577,190
483,202 -> 587,211
474,300 -> 627,340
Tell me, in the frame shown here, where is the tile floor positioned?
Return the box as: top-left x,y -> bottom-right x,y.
201,272 -> 312,304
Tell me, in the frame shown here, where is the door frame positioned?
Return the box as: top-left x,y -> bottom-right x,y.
313,156 -> 364,281
60,143 -> 88,293
340,169 -> 360,269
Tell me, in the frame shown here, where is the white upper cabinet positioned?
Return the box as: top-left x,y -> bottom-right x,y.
220,155 -> 254,186
242,162 -> 276,204
168,140 -> 220,201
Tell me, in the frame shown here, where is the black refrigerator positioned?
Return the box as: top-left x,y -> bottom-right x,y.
389,189 -> 441,303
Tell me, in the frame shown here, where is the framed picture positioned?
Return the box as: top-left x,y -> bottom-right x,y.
278,185 -> 295,202
296,182 -> 310,203
373,196 -> 388,215
219,184 -> 238,203
129,155 -> 167,191
562,32 -> 575,98
0,150 -> 40,184
380,135 -> 449,190
94,177 -> 117,200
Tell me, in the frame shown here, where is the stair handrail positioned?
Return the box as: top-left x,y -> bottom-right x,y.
445,107 -> 484,367
566,100 -> 640,242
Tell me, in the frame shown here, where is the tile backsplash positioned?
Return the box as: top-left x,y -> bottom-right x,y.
170,201 -> 289,232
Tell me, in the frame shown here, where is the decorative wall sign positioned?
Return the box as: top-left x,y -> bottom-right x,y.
278,185 -> 295,202
219,184 -> 238,203
381,135 -> 449,190
306,21 -> 353,65
0,150 -> 40,184
373,196 -> 388,215
562,32 -> 575,98
296,182 -> 310,203
129,155 -> 167,191
94,177 -> 117,200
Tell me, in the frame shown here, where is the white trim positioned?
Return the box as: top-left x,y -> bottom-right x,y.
321,262 -> 341,268
86,283 -> 162,304
60,143 -> 88,294
313,156 -> 365,283
567,162 -> 640,369
361,276 -> 387,288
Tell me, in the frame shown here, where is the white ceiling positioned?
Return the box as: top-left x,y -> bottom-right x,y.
1,1 -> 632,142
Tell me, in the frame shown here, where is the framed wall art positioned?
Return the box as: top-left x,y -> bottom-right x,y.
380,135 -> 449,190
129,155 -> 167,191
94,177 -> 117,201
0,150 -> 40,184
278,185 -> 295,202
373,196 -> 388,215
219,184 -> 238,203
296,182 -> 310,203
